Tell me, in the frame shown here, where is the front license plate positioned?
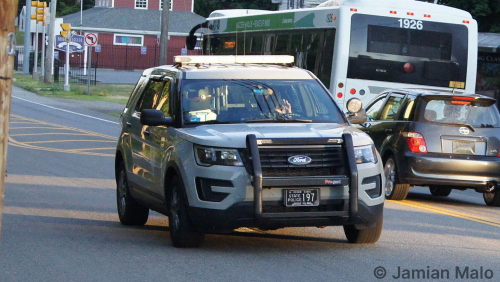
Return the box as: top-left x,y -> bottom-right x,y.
284,189 -> 320,207
452,140 -> 475,155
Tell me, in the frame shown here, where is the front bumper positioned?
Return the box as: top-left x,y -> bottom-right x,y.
400,152 -> 500,190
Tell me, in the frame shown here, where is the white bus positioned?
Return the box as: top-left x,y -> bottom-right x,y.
186,0 -> 478,109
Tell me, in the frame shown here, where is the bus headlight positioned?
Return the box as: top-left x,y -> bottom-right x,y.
354,145 -> 378,164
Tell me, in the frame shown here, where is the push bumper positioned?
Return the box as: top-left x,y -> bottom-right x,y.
187,133 -> 384,232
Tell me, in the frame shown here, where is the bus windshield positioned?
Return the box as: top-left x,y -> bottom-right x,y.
348,14 -> 469,89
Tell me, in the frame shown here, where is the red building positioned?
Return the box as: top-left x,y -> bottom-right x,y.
62,0 -> 205,69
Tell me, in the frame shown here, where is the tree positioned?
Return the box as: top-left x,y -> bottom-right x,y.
194,0 -> 279,18
17,0 -> 95,17
438,0 -> 500,32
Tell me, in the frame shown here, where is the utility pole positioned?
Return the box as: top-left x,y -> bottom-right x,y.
44,0 -> 57,83
159,0 -> 170,65
0,0 -> 19,240
23,0 -> 32,74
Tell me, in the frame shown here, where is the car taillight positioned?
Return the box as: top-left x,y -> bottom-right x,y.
402,132 -> 427,153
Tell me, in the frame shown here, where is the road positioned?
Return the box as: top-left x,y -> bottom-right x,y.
0,87 -> 499,281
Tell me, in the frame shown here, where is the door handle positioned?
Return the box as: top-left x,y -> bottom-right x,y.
385,129 -> 393,134
144,129 -> 150,136
126,122 -> 132,128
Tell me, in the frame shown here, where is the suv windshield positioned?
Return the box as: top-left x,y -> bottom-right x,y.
421,98 -> 500,128
181,79 -> 345,124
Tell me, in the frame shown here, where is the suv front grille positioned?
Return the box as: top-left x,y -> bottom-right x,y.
258,145 -> 346,177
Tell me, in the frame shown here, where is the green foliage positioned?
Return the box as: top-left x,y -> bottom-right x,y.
194,0 -> 279,18
439,0 -> 500,32
17,0 -> 95,17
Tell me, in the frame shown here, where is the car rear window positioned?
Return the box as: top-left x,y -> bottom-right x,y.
421,98 -> 500,128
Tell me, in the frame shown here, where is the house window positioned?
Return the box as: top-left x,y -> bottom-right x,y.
135,0 -> 147,9
114,34 -> 144,46
160,0 -> 173,10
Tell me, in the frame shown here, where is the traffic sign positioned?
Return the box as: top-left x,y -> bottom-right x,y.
95,45 -> 101,53
54,51 -> 59,60
141,46 -> 147,55
55,35 -> 85,53
84,33 -> 98,46
181,48 -> 187,56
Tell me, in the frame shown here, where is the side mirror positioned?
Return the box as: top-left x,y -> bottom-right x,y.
345,98 -> 367,124
346,108 -> 367,124
186,35 -> 197,50
140,109 -> 173,126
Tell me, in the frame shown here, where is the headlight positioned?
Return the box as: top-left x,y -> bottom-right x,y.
354,144 -> 378,164
194,145 -> 243,166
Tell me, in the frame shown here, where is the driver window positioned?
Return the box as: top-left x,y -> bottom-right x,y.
366,96 -> 386,120
135,80 -> 165,112
380,95 -> 405,120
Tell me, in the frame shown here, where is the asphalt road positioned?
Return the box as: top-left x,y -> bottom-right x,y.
1,87 -> 499,281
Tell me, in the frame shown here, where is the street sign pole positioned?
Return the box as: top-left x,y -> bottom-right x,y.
33,23 -> 39,79
64,39 -> 70,91
40,23 -> 46,80
23,0 -> 32,74
87,46 -> 92,95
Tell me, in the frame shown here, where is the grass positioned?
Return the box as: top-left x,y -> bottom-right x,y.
13,73 -> 132,104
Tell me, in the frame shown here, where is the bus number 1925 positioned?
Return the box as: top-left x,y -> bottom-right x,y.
398,19 -> 423,30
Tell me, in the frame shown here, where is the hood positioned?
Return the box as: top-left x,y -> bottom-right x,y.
177,123 -> 373,148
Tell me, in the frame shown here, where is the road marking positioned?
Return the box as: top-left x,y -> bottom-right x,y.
5,174 -> 115,189
392,200 -> 500,228
23,140 -> 116,144
12,96 -> 120,125
10,133 -> 97,137
10,126 -> 67,130
70,147 -> 117,151
9,136 -> 114,157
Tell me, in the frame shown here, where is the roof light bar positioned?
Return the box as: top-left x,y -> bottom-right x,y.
174,55 -> 295,65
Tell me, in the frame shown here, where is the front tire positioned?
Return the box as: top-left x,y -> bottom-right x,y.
429,185 -> 452,197
344,216 -> 383,244
116,163 -> 149,225
168,175 -> 205,248
384,156 -> 410,200
483,191 -> 500,207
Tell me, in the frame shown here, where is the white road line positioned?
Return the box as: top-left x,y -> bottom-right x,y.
12,96 -> 120,125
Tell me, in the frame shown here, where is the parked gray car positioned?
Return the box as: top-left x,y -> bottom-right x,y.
115,56 -> 385,247
359,89 -> 500,206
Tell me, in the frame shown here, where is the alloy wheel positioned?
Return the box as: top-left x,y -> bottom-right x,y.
384,159 -> 396,197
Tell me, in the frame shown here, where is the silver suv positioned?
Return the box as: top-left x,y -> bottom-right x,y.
115,56 -> 385,247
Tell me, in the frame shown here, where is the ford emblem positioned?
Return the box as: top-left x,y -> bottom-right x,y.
459,127 -> 470,135
288,155 -> 312,166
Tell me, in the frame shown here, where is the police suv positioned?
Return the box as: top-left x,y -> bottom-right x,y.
115,55 -> 385,247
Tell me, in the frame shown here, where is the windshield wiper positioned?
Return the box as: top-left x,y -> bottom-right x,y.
439,122 -> 476,132
245,118 -> 313,123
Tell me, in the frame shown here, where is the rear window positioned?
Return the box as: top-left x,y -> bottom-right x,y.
421,99 -> 500,128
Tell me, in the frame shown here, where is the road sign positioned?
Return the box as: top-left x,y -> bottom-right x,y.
141,46 -> 147,55
54,51 -> 59,60
55,35 -> 84,53
84,33 -> 98,46
95,45 -> 101,53
181,48 -> 187,55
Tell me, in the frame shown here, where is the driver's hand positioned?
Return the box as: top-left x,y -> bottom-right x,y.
276,99 -> 292,114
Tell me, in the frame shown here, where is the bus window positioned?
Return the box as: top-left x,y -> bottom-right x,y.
303,32 -> 321,73
275,33 -> 290,54
250,34 -> 264,54
318,29 -> 336,88
348,14 -> 468,89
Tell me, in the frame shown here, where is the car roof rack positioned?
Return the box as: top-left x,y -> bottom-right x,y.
173,55 -> 295,67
